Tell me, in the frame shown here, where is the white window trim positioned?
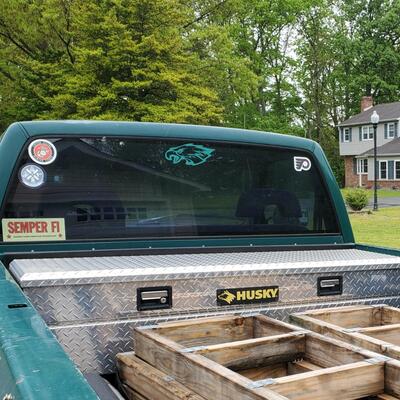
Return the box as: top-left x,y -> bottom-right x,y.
395,160 -> 400,180
388,122 -> 396,138
362,125 -> 374,141
379,160 -> 388,180
343,128 -> 350,142
357,158 -> 368,175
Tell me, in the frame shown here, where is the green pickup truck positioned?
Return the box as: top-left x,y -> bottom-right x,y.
1,121 -> 400,399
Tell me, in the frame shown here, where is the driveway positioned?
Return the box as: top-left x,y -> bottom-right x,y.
368,196 -> 400,208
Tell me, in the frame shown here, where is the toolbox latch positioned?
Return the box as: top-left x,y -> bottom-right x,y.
137,286 -> 172,311
317,276 -> 343,296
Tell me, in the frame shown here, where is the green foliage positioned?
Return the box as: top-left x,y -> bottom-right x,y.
1,0 -> 400,188
345,188 -> 369,211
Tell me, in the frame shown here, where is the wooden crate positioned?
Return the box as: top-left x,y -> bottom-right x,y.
290,305 -> 400,361
117,314 -> 400,400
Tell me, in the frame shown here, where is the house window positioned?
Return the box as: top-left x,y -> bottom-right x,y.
379,161 -> 388,180
396,161 -> 400,180
388,123 -> 396,138
343,128 -> 350,142
362,126 -> 374,140
357,159 -> 368,174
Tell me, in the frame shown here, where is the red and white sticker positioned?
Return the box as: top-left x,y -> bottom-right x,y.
28,139 -> 57,165
2,218 -> 66,242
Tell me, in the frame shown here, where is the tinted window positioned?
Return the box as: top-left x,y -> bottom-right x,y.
1,137 -> 339,241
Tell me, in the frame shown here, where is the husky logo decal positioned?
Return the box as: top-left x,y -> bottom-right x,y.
165,143 -> 215,166
217,290 -> 236,305
294,157 -> 312,172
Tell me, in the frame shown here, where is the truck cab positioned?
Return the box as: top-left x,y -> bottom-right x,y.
0,121 -> 399,398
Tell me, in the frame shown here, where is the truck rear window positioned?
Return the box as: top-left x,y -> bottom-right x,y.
1,137 -> 339,241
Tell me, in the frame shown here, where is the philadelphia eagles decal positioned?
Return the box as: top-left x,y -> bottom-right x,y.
165,143 -> 215,166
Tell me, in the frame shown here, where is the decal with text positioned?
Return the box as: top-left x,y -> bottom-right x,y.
217,286 -> 279,306
2,218 -> 66,242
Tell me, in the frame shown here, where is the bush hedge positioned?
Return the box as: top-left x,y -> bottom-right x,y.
345,188 -> 369,211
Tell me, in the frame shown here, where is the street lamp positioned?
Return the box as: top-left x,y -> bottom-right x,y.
371,110 -> 380,211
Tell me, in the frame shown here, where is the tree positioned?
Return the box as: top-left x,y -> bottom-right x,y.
0,0 -> 224,129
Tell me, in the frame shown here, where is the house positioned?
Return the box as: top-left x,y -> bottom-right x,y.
338,97 -> 400,188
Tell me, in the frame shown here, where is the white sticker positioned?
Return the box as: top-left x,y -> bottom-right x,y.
294,157 -> 311,172
19,164 -> 46,188
28,139 -> 57,165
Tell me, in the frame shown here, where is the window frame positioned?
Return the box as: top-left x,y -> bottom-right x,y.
357,158 -> 368,175
388,123 -> 396,139
379,160 -> 388,180
362,125 -> 374,141
395,160 -> 400,180
343,128 -> 351,142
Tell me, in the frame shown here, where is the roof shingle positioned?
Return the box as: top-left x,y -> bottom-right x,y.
359,137 -> 400,157
339,102 -> 400,127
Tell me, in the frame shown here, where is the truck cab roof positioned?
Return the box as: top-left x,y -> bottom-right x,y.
11,120 -> 316,151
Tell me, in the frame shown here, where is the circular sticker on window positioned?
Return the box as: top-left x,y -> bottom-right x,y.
19,164 -> 46,188
28,139 -> 57,165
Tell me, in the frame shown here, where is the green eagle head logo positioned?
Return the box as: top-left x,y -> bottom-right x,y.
165,143 -> 215,166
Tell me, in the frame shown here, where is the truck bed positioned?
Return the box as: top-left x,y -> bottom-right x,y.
9,247 -> 400,374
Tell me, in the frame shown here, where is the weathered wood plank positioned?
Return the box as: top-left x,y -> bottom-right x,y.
135,328 -> 289,400
376,394 -> 400,400
239,364 -> 288,380
117,352 -> 205,400
358,324 -> 400,346
190,332 -> 305,370
267,361 -> 384,400
123,385 -> 147,400
293,305 -> 381,328
253,315 -> 302,338
382,306 -> 400,325
147,315 -> 254,347
291,312 -> 396,358
385,360 -> 400,397
305,333 -> 371,368
287,359 -> 322,375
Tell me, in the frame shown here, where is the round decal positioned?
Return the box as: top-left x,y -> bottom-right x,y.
28,139 -> 57,165
19,164 -> 46,188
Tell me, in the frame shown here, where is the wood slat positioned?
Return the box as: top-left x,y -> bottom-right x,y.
190,332 -> 305,370
287,360 -> 322,375
135,328 -> 289,400
239,364 -> 287,380
358,324 -> 400,346
267,360 -> 385,400
146,315 -> 254,347
117,352 -> 205,400
376,394 -> 400,400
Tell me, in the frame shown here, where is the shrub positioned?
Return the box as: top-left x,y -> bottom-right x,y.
345,188 -> 369,211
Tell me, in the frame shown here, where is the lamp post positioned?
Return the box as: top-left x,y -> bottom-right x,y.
371,110 -> 380,211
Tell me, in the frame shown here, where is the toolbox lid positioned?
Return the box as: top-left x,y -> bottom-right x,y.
9,248 -> 400,288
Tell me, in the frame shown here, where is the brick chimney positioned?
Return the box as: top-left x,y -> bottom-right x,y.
361,96 -> 373,112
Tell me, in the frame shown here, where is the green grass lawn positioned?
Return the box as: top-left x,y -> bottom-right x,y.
341,188 -> 400,198
349,207 -> 400,249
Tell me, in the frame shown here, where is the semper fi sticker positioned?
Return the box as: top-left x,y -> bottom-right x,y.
2,218 -> 66,242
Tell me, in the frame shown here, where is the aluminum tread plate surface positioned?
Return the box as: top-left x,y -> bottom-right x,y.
10,249 -> 400,287
9,249 -> 400,374
50,296 -> 400,373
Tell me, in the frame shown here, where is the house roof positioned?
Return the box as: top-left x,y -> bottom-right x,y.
339,102 -> 400,127
359,137 -> 400,157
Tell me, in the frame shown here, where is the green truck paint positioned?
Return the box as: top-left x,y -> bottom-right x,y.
0,121 -> 399,398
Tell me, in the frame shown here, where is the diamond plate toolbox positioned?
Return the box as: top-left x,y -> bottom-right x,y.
9,248 -> 400,373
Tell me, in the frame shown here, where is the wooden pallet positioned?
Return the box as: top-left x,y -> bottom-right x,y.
117,314 -> 400,400
291,305 -> 400,361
